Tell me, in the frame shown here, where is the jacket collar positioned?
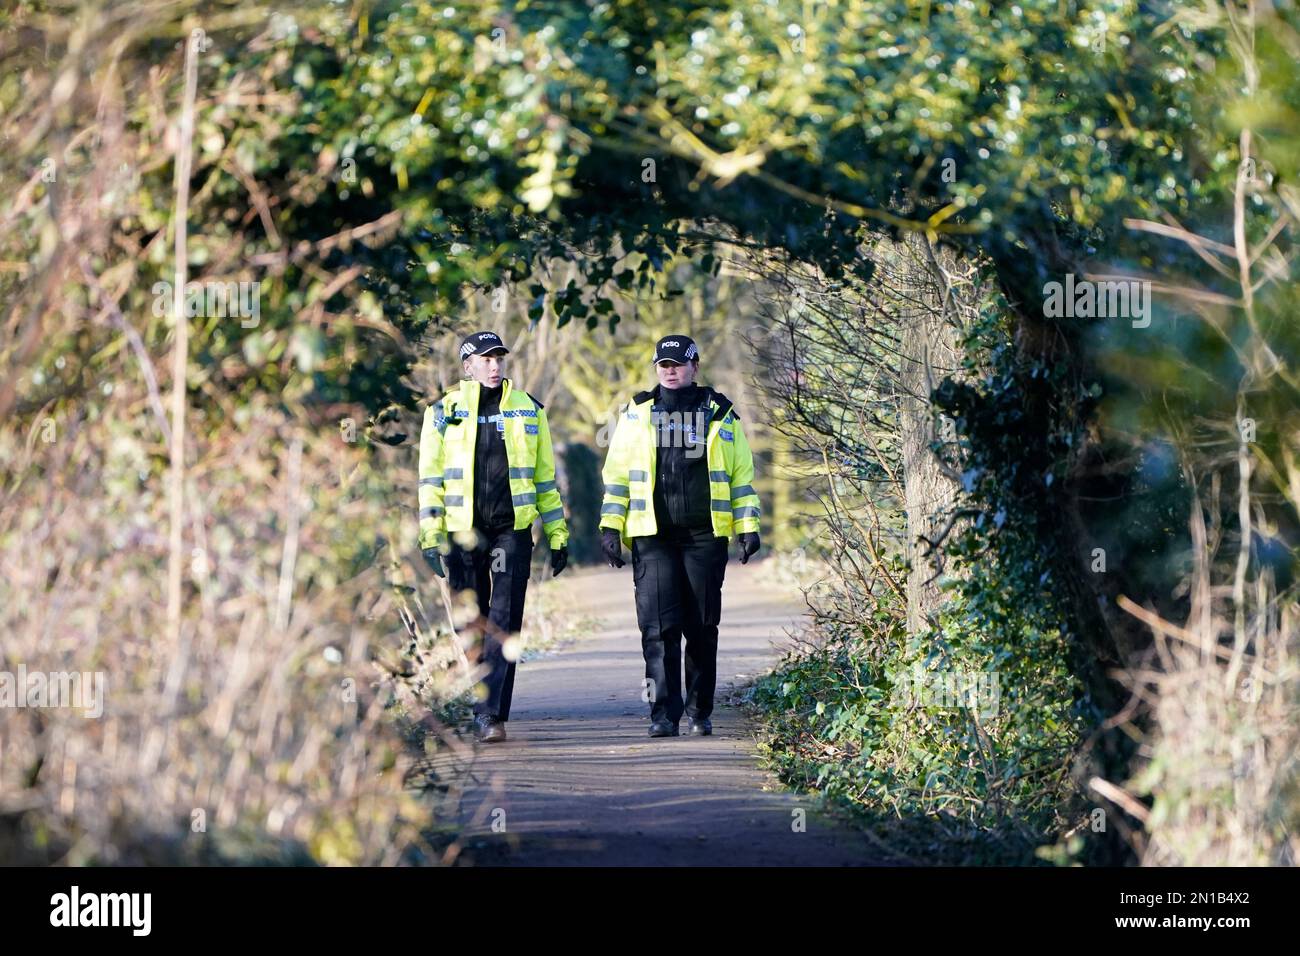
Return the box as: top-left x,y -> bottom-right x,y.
459,377 -> 513,407
634,383 -> 706,405
633,384 -> 732,423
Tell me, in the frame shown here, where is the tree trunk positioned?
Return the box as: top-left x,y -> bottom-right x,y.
892,235 -> 973,637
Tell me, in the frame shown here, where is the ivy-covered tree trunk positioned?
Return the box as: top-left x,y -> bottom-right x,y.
892,236 -> 975,637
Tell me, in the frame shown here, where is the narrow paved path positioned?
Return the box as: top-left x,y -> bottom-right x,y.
440,560 -> 878,866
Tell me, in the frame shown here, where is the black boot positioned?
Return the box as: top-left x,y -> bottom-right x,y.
475,714 -> 507,743
648,718 -> 679,737
687,717 -> 712,736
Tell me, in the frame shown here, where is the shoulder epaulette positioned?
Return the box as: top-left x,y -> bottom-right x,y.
708,389 -> 736,423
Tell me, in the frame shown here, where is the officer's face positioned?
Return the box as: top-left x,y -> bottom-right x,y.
656,359 -> 698,389
464,351 -> 506,387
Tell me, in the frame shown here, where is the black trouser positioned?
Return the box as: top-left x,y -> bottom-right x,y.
446,524 -> 533,721
631,525 -> 729,725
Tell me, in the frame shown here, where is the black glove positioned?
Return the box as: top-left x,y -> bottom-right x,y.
422,547 -> 445,578
601,529 -> 625,569
550,546 -> 568,577
738,532 -> 760,564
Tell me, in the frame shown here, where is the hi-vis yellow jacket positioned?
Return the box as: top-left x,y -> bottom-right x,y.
599,387 -> 761,543
418,378 -> 568,550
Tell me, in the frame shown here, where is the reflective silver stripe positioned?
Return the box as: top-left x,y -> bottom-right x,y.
709,470 -> 730,483
444,467 -> 465,479
628,499 -> 647,511
536,479 -> 557,493
509,466 -> 535,479
711,499 -> 731,512
419,506 -> 443,519
732,506 -> 760,519
540,507 -> 564,523
628,469 -> 650,482
604,483 -> 629,498
445,495 -> 465,506
601,502 -> 627,516
512,492 -> 537,506
419,476 -> 443,487
730,484 -> 756,500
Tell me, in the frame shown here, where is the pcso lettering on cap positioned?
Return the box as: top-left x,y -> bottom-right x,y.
460,330 -> 510,359
652,335 -> 700,364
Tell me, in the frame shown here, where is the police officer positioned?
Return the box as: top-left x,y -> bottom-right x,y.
418,331 -> 569,743
598,335 -> 761,737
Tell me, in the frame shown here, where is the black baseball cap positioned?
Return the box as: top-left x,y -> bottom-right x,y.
459,330 -> 510,359
651,334 -> 700,365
